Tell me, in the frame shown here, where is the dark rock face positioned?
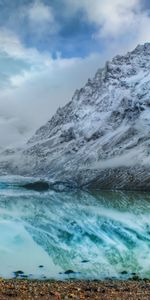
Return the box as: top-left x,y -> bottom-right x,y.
22,181 -> 49,192
1,43 -> 150,191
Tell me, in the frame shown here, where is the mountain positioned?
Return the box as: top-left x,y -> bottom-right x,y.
1,43 -> 150,191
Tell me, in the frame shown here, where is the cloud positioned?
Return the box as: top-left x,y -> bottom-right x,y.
1,0 -> 150,150
64,0 -> 150,47
69,0 -> 140,37
27,0 -> 54,23
0,28 -> 51,63
0,28 -> 107,149
23,0 -> 59,37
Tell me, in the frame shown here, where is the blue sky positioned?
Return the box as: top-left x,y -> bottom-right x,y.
0,0 -> 149,58
0,0 -> 150,148
0,0 -> 100,58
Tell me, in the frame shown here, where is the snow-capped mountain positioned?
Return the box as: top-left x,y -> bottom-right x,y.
1,43 -> 150,190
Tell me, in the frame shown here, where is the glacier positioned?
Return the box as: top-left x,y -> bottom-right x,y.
0,43 -> 150,190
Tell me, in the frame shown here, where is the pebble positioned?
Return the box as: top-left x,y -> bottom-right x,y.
0,279 -> 149,299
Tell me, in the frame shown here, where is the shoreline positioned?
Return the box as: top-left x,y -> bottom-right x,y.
0,279 -> 150,299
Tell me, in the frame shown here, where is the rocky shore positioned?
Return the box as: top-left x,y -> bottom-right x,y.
0,279 -> 150,299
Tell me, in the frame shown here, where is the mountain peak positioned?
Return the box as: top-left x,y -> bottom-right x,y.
1,44 -> 150,191
134,42 -> 150,53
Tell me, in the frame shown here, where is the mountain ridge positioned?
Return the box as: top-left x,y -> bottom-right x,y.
1,43 -> 150,190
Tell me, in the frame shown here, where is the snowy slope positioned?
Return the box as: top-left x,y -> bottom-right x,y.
1,43 -> 150,190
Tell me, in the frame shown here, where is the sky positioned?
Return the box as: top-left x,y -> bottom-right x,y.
0,0 -> 150,148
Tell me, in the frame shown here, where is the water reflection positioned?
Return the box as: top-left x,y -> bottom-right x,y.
0,181 -> 150,279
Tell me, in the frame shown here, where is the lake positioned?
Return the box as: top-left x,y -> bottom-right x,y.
0,177 -> 150,280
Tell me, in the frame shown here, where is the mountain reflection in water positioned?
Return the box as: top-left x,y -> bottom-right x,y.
0,179 -> 150,280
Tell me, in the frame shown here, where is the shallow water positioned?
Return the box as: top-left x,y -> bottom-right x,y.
0,177 -> 150,280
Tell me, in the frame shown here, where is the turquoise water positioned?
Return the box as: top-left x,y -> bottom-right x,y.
0,178 -> 150,280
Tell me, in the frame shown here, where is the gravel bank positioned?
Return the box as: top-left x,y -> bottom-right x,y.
0,279 -> 150,299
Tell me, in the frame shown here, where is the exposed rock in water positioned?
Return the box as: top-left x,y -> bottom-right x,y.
13,271 -> 24,278
1,43 -> 150,191
21,180 -> 77,192
64,270 -> 76,275
22,181 -> 49,192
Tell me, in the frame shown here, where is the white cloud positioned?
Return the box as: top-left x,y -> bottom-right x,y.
0,28 -> 52,64
0,28 -> 107,149
1,0 -> 150,150
28,0 -> 54,23
65,0 -> 150,47
70,0 -> 140,37
24,0 -> 59,36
